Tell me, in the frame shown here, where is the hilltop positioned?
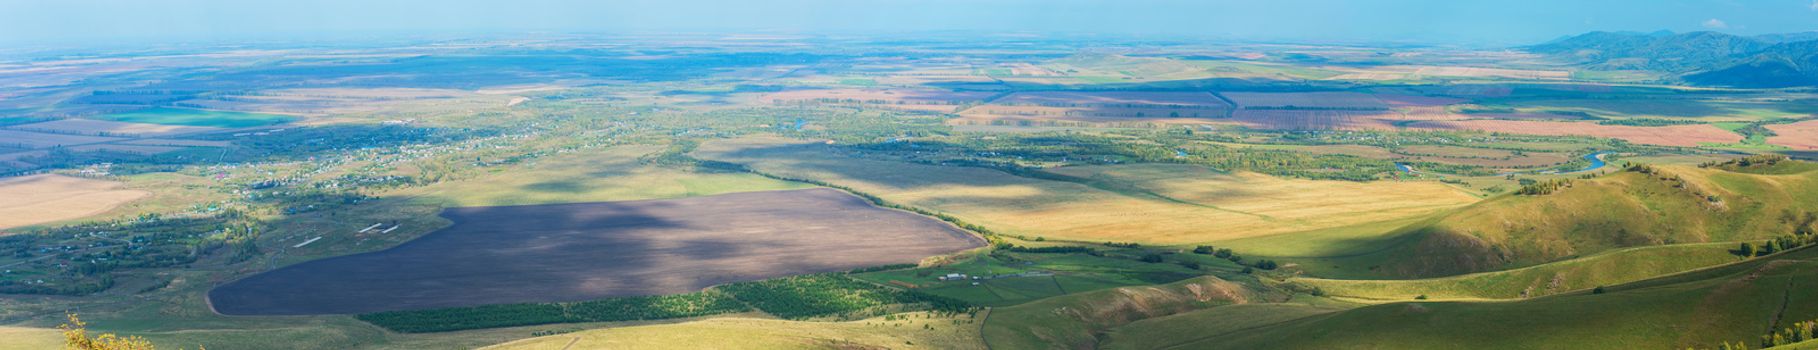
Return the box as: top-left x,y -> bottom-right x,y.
1120,245 -> 1818,350
1362,158 -> 1818,278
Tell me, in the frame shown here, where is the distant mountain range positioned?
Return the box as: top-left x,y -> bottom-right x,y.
1525,31 -> 1818,88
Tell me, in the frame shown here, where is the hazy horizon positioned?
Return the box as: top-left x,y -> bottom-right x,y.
5,0 -> 1818,47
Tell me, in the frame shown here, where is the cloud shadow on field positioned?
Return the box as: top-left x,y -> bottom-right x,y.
208,188 -> 981,315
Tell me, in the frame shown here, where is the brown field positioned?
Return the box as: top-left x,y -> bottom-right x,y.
175,88 -> 510,116
1767,120 -> 1818,150
993,91 -> 1229,107
1410,66 -> 1570,80
696,138 -> 1478,244
758,88 -> 996,112
1407,120 -> 1744,147
0,174 -> 148,231
207,188 -> 984,315
0,129 -> 126,149
1229,109 -> 1405,130
8,118 -> 223,137
955,91 -> 1233,123
961,105 -> 1227,120
1222,92 -> 1388,109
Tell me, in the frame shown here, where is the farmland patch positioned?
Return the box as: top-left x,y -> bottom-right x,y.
0,174 -> 148,230
207,188 -> 983,315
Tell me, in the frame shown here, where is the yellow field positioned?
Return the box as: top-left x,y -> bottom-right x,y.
696,137 -> 1478,244
0,174 -> 148,231
481,312 -> 985,350
0,326 -> 62,350
1048,164 -> 1480,234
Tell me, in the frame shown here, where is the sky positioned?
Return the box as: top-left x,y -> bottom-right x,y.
3,0 -> 1818,46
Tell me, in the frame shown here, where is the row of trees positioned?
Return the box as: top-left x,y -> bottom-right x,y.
1192,245 -> 1278,270
1514,178 -> 1574,196
357,291 -> 749,333
717,273 -> 967,320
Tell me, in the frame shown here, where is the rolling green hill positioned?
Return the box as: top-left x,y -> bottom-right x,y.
1349,160 -> 1818,278
979,276 -> 1278,350
1122,246 -> 1818,350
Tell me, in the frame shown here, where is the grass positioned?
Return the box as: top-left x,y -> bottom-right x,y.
1099,295 -> 1358,350
1173,247 -> 1818,349
394,145 -> 812,207
1342,163 -> 1818,278
480,311 -> 986,350
980,276 -> 1267,350
0,326 -> 63,350
1293,242 -> 1744,301
91,107 -> 296,128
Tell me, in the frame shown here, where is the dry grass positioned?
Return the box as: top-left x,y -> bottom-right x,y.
696,138 -> 1477,244
480,311 -> 985,350
0,326 -> 62,350
0,174 -> 148,231
1048,164 -> 1480,234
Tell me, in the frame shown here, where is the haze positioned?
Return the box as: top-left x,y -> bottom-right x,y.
6,0 -> 1818,46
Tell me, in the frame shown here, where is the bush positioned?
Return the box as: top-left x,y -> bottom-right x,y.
1139,253 -> 1166,263
719,274 -> 967,319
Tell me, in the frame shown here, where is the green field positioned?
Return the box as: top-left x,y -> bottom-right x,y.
93,107 -> 297,128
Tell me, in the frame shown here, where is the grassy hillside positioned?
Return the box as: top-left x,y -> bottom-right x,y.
1099,297 -> 1357,350
1145,246 -> 1818,349
979,276 -> 1275,350
1365,162 -> 1818,278
1293,242 -> 1743,301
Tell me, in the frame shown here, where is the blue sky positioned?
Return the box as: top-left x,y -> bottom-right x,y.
3,0 -> 1817,46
